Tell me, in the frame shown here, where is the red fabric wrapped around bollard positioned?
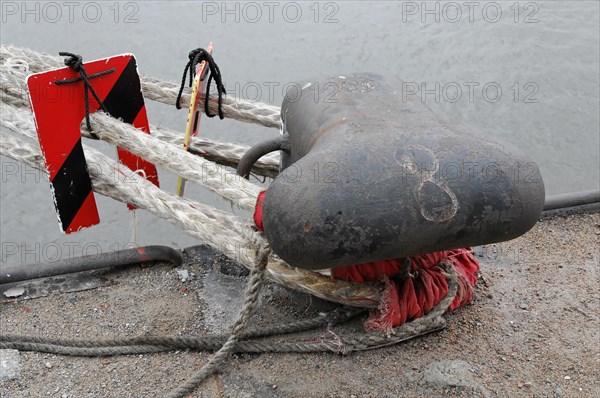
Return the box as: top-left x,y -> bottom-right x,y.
254,190 -> 479,333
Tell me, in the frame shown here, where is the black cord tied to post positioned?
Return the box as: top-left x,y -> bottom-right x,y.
175,48 -> 226,119
54,52 -> 115,139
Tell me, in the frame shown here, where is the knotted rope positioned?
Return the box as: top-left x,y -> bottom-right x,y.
175,47 -> 226,119
54,52 -> 115,137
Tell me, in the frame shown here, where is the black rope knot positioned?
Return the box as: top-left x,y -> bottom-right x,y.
55,52 -> 115,139
61,52 -> 83,72
176,47 -> 226,120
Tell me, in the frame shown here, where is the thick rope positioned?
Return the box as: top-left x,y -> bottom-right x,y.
144,75 -> 282,129
0,80 -> 280,177
0,73 -> 279,178
1,102 -> 262,210
151,125 -> 280,178
0,308 -> 364,350
0,267 -> 456,357
0,132 -> 383,308
0,131 -> 258,258
0,44 -> 282,129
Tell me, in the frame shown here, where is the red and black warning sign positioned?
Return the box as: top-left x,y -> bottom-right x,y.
27,54 -> 159,233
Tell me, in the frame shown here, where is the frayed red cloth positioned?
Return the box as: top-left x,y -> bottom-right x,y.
253,191 -> 479,333
331,249 -> 479,333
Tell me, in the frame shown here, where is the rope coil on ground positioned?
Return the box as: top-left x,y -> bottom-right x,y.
0,264 -> 457,356
0,248 -> 456,396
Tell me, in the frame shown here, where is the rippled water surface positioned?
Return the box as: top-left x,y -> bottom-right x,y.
1,1 -> 598,262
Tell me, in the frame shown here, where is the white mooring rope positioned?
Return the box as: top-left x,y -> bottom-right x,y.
0,44 -> 282,129
0,44 -> 383,307
1,103 -> 262,210
0,49 -> 281,176
0,131 -> 381,307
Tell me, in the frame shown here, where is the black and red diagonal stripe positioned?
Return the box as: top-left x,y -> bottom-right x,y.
103,56 -> 159,188
28,54 -> 159,233
50,139 -> 97,232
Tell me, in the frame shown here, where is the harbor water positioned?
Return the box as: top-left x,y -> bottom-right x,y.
1,1 -> 598,263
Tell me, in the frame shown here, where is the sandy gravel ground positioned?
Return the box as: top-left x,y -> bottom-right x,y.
1,207 -> 598,398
